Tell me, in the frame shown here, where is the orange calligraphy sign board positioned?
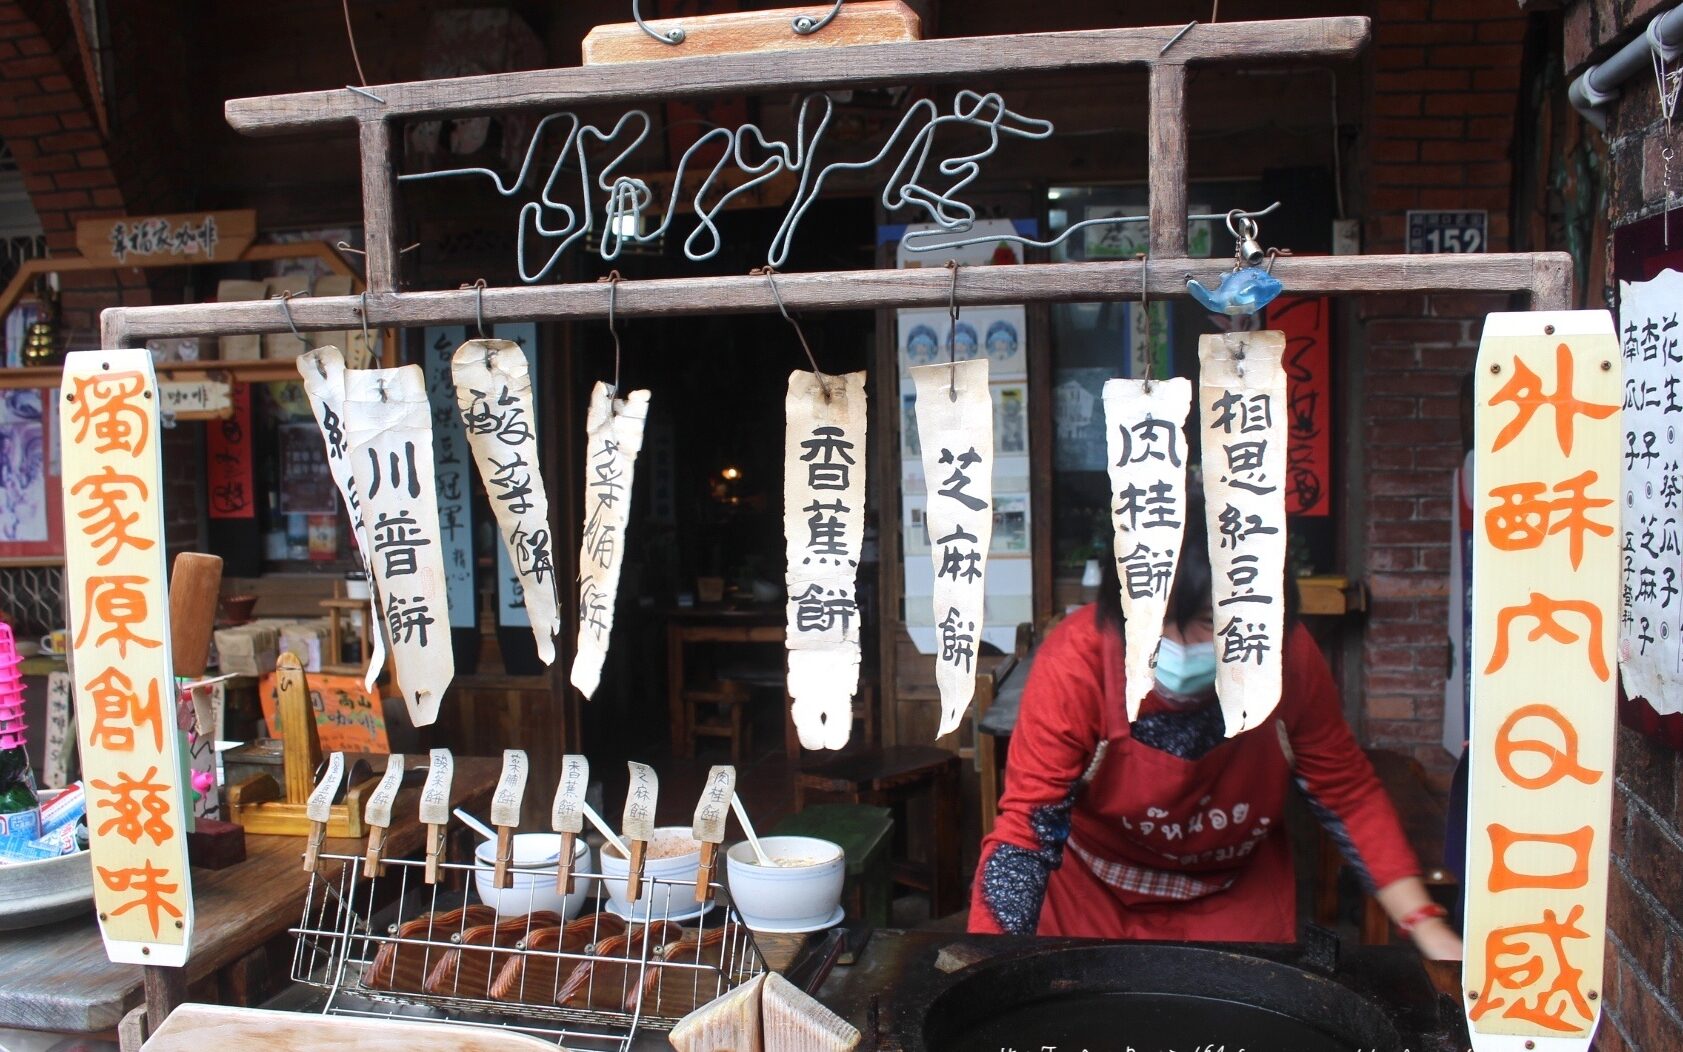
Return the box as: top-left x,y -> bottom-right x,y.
60,349 -> 194,967
256,670 -> 390,754
1466,312 -> 1618,1050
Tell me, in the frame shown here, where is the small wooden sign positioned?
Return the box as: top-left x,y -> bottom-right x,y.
691,765 -> 736,902
60,349 -> 194,966
551,754 -> 589,894
157,379 -> 233,421
1465,311 -> 1619,1050
582,2 -> 921,65
76,210 -> 256,267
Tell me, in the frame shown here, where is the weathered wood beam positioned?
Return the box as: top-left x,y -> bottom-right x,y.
1148,62 -> 1189,258
224,18 -> 1370,135
358,119 -> 401,294
100,252 -> 1573,345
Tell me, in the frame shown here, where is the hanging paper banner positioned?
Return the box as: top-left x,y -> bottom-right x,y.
297,347 -> 388,685
43,669 -> 74,788
912,358 -> 994,738
1198,332 -> 1289,736
784,370 -> 868,751
424,326 -> 476,630
571,382 -> 651,699
491,322 -> 540,630
1269,295 -> 1333,516
1616,270 -> 1683,718
1103,377 -> 1192,721
59,348 -> 194,966
185,682 -> 223,820
1465,311 -> 1619,1049
344,365 -> 454,727
205,382 -> 254,520
453,337 -> 560,664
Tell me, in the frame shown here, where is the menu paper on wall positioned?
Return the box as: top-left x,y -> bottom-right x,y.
43,669 -> 74,788
297,347 -> 387,685
1465,311 -> 1619,1051
570,383 -> 651,699
60,349 -> 194,965
785,370 -> 868,750
423,326 -> 476,631
1103,378 -> 1193,721
912,358 -> 994,739
344,366 -> 454,726
1198,333 -> 1289,736
1616,270 -> 1683,718
452,340 -> 560,663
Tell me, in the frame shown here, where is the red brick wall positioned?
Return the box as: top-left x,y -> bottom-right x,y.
1356,0 -> 1531,786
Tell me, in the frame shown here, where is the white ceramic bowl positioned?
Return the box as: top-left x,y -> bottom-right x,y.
599,826 -> 705,920
473,833 -> 594,920
725,836 -> 845,930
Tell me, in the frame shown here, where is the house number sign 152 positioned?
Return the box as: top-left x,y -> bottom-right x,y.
1407,209 -> 1488,254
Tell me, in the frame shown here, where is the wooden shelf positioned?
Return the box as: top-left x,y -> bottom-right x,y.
0,358 -> 309,390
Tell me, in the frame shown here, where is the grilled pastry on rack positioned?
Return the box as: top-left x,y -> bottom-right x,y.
361,905 -> 497,992
421,912 -> 563,999
488,912 -> 629,1003
625,923 -> 737,1017
554,920 -> 683,1010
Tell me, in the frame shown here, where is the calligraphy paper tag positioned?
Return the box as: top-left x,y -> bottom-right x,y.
1103,378 -> 1193,721
785,370 -> 868,750
419,748 -> 453,826
1616,270 -> 1683,717
911,359 -> 994,738
306,751 -> 346,824
452,340 -> 561,663
1198,332 -> 1288,736
1465,310 -> 1619,1046
60,348 -> 194,967
571,383 -> 652,699
491,749 -> 529,829
691,765 -> 736,846
43,670 -> 74,788
365,753 -> 405,829
622,761 -> 658,842
551,754 -> 589,834
297,348 -> 388,684
344,365 -> 455,725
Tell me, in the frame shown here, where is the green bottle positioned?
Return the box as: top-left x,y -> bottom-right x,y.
0,742 -> 40,840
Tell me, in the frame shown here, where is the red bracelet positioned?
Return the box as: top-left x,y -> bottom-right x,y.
1397,902 -> 1449,934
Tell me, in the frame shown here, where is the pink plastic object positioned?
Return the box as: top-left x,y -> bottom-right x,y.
0,623 -> 26,751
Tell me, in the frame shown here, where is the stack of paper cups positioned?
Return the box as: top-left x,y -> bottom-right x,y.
0,624 -> 25,751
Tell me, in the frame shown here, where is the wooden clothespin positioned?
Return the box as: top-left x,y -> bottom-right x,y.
550,754 -> 589,894
622,761 -> 659,902
691,765 -> 736,902
419,748 -> 454,885
303,751 -> 345,874
490,749 -> 529,890
362,754 -> 405,878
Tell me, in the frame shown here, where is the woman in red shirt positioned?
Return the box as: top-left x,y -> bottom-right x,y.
970,489 -> 1462,959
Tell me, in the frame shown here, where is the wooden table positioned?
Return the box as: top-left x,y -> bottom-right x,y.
663,605 -> 783,758
0,756 -> 500,1035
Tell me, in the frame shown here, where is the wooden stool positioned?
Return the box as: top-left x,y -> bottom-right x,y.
686,679 -> 752,767
794,746 -> 962,918
772,803 -> 893,929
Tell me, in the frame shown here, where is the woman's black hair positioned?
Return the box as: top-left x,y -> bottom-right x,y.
1094,477 -> 1300,637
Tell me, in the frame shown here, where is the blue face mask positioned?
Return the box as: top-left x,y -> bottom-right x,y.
1154,636 -> 1218,699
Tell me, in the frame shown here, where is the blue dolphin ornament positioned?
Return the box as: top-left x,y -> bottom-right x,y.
1185,266 -> 1284,316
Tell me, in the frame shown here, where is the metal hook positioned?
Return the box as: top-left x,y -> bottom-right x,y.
598,271 -> 623,396
376,377 -> 388,403
274,291 -> 304,341
754,266 -> 831,402
460,279 -> 487,339
632,0 -> 685,45
358,290 -> 372,348
792,0 -> 845,35
945,260 -> 961,401
1225,209 -> 1260,242
1138,254 -> 1154,391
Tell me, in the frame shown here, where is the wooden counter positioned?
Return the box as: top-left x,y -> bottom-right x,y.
0,755 -> 500,1034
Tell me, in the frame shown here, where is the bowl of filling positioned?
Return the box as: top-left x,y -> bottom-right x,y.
473,832 -> 594,920
600,826 -> 705,921
725,836 -> 845,932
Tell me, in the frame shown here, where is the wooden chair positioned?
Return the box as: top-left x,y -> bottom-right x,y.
794,745 -> 963,918
686,678 -> 752,766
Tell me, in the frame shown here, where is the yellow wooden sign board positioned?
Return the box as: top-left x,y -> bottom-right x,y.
60,348 -> 194,967
75,210 -> 256,267
1465,311 -> 1618,1050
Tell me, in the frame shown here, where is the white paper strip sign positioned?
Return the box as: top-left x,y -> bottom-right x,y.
306,751 -> 346,824
453,339 -> 560,663
551,753 -> 589,893
490,748 -> 530,830
43,670 -> 74,788
364,753 -> 406,830
59,348 -> 194,967
1465,311 -> 1619,1050
1615,270 -> 1683,718
570,383 -> 652,699
785,370 -> 867,750
1103,377 -> 1193,721
419,748 -> 453,827
1198,332 -> 1289,736
424,326 -> 476,630
344,365 -> 454,726
492,322 -> 539,629
912,358 -> 994,738
297,347 -> 388,683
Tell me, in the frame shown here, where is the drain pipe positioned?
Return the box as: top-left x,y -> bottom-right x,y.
1569,5 -> 1683,131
